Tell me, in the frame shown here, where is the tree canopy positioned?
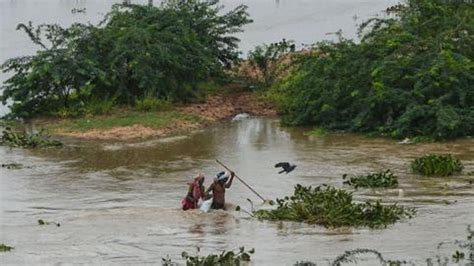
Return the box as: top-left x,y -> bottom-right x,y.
1,0 -> 252,118
272,0 -> 474,140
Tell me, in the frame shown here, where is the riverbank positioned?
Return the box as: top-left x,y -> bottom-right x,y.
32,89 -> 276,140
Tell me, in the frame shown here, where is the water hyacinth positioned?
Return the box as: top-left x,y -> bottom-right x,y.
1,127 -> 62,148
411,154 -> 463,176
163,247 -> 254,266
342,169 -> 399,188
253,184 -> 415,228
0,244 -> 14,252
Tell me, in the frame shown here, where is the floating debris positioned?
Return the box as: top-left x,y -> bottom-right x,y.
232,113 -> 250,121
38,219 -> 60,227
1,163 -> 23,169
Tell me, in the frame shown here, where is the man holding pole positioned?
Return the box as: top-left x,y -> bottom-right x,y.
205,171 -> 235,210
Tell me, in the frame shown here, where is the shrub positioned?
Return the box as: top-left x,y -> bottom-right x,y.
1,127 -> 63,148
253,184 -> 415,228
82,97 -> 116,116
271,0 -> 474,140
1,1 -> 252,118
411,154 -> 463,176
343,169 -> 398,188
135,96 -> 172,112
246,39 -> 295,88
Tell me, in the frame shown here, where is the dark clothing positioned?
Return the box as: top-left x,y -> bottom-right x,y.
211,201 -> 225,210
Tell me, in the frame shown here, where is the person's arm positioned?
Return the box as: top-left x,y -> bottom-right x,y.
225,171 -> 235,188
205,183 -> 214,195
186,184 -> 196,202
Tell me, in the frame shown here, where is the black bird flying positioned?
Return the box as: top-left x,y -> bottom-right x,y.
275,162 -> 296,174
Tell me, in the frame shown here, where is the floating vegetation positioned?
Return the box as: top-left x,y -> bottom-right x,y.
411,154 -> 463,176
342,169 -> 398,188
1,163 -> 23,169
163,247 -> 254,266
38,219 -> 60,227
332,248 -> 406,266
0,243 -> 14,252
253,184 -> 415,228
294,261 -> 316,266
1,127 -> 63,148
308,128 -> 327,137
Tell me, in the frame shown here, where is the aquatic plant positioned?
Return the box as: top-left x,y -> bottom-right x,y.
38,219 -> 60,227
164,247 -> 254,266
342,169 -> 398,188
0,244 -> 14,252
271,0 -> 474,140
1,163 -> 23,169
1,127 -> 62,148
294,261 -> 317,266
253,184 -> 415,228
427,225 -> 473,265
307,127 -> 327,137
411,154 -> 463,176
332,248 -> 407,266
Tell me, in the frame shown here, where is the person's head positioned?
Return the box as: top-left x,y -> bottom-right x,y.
216,171 -> 230,184
195,173 -> 205,185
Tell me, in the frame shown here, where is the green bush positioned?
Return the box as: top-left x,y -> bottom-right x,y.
134,96 -> 171,112
272,0 -> 474,140
1,1 -> 252,118
247,39 -> 295,88
253,184 -> 415,228
82,97 -> 116,116
411,154 -> 463,176
343,169 -> 399,188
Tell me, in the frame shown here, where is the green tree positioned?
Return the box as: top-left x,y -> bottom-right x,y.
272,0 -> 474,140
1,0 -> 252,118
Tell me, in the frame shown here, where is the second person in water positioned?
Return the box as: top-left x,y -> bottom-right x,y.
206,171 -> 235,210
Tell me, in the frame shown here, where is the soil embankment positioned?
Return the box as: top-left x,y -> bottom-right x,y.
42,90 -> 275,140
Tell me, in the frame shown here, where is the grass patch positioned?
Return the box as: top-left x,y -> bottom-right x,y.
45,110 -> 202,133
343,170 -> 398,189
253,184 -> 415,228
308,127 -> 327,137
411,154 -> 463,176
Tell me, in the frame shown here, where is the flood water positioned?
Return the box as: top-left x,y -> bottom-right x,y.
1,118 -> 473,264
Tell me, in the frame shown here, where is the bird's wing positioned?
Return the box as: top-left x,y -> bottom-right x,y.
275,162 -> 289,168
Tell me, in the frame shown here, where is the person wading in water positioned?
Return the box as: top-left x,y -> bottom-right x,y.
206,171 -> 235,210
181,174 -> 206,210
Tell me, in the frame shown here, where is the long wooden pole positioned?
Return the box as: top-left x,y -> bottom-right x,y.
215,159 -> 266,202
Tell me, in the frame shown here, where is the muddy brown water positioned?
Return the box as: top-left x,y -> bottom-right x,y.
1,118 -> 473,265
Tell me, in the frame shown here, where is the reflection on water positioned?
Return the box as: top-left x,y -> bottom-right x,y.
1,118 -> 473,264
